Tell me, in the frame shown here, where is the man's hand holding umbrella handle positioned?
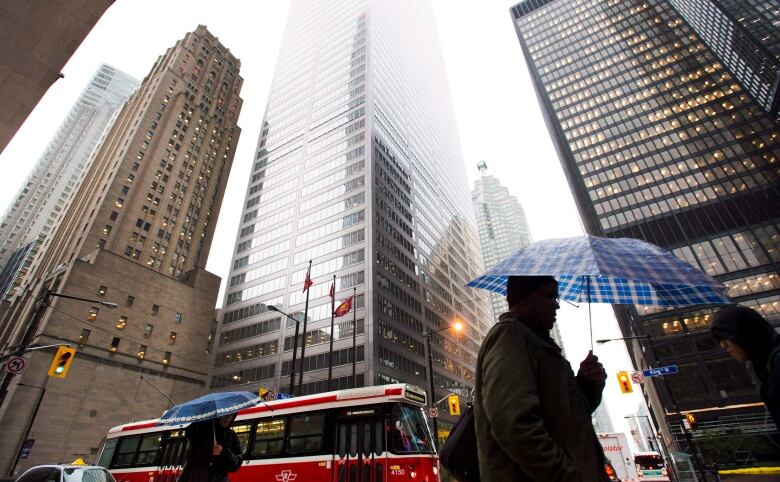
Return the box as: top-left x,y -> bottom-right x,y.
213,443 -> 223,456
578,350 -> 607,384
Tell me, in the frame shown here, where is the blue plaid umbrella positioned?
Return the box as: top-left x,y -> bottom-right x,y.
467,235 -> 730,306
157,391 -> 261,425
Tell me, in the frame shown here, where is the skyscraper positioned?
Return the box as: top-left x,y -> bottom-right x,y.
0,0 -> 115,154
0,64 -> 137,274
667,0 -> 780,120
0,26 -> 242,473
212,0 -> 490,443
471,160 -> 532,321
511,0 -> 779,466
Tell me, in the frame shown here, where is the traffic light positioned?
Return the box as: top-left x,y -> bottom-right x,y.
447,394 -> 461,416
47,345 -> 76,378
685,413 -> 698,431
617,371 -> 633,394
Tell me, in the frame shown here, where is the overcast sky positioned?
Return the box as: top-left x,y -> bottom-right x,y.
0,0 -> 647,442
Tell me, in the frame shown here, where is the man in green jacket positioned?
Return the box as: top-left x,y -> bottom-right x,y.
475,276 -> 609,481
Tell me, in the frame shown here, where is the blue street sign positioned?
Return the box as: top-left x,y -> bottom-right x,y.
642,365 -> 678,378
276,393 -> 295,400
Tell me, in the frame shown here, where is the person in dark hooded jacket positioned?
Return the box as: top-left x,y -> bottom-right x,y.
178,413 -> 243,482
710,305 -> 780,429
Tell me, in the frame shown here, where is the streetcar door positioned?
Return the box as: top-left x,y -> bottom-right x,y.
335,417 -> 386,482
156,432 -> 188,482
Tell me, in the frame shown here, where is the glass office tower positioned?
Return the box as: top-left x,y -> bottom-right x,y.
471,160 -> 532,321
511,0 -> 780,466
212,0 -> 490,440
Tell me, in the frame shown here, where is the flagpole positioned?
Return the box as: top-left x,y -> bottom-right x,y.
327,274 -> 336,391
352,287 -> 357,388
297,260 -> 312,395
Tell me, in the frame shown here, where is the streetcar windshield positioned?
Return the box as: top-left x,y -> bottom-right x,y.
390,404 -> 433,454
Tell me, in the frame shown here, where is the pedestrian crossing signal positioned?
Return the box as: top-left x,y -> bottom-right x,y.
617,371 -> 633,394
447,394 -> 460,416
47,345 -> 76,379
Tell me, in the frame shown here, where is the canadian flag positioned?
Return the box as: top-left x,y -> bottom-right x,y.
334,296 -> 353,317
302,265 -> 313,292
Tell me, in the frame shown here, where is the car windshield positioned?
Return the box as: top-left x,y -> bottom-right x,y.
390,404 -> 433,454
635,455 -> 663,470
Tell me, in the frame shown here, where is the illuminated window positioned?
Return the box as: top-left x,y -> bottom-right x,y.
97,285 -> 107,297
109,337 -> 120,353
116,316 -> 127,330
163,351 -> 172,365
168,331 -> 177,345
87,307 -> 99,321
137,345 -> 147,359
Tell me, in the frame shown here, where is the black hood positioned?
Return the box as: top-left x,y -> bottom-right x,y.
711,305 -> 777,367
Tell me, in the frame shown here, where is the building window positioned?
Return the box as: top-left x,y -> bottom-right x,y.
116,198 -> 124,209
144,324 -> 153,338
97,239 -> 106,249
110,337 -> 120,352
126,295 -> 135,307
87,307 -> 99,321
174,312 -> 182,323
152,304 -> 159,316
79,329 -> 91,345
97,285 -> 107,297
103,225 -> 112,235
137,345 -> 147,359
110,211 -> 118,221
168,331 -> 177,345
116,316 -> 127,330
163,351 -> 172,365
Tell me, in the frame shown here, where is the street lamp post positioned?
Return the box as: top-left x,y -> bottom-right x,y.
0,290 -> 117,409
268,305 -> 301,395
423,321 -> 463,450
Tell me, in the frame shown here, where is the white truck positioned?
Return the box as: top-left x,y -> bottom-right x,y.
598,432 -> 639,481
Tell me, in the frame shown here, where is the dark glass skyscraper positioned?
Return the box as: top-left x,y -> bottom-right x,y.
511,0 -> 779,467
212,0 -> 490,443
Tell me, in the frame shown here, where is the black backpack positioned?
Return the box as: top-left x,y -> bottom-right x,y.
439,402 -> 480,482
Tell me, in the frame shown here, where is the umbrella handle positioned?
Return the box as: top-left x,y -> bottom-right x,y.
587,277 -> 593,351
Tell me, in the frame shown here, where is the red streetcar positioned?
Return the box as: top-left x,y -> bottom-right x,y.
98,384 -> 439,482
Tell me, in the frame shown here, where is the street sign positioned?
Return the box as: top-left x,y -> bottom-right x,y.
429,407 -> 439,418
19,439 -> 34,459
4,356 -> 27,375
642,365 -> 678,378
630,371 -> 645,384
275,393 -> 295,400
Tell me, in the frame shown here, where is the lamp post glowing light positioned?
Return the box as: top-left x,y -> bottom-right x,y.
424,320 -> 465,450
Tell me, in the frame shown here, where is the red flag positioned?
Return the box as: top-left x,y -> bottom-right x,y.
303,265 -> 313,292
334,296 -> 353,317
329,281 -> 335,299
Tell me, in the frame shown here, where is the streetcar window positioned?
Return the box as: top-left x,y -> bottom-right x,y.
252,418 -> 286,456
288,413 -> 325,454
390,405 -> 432,454
112,434 -> 161,467
114,436 -> 140,467
231,423 -> 252,454
97,438 -> 117,468
136,434 -> 162,465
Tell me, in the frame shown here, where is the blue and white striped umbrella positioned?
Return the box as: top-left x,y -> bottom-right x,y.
157,391 -> 261,425
467,236 -> 730,306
